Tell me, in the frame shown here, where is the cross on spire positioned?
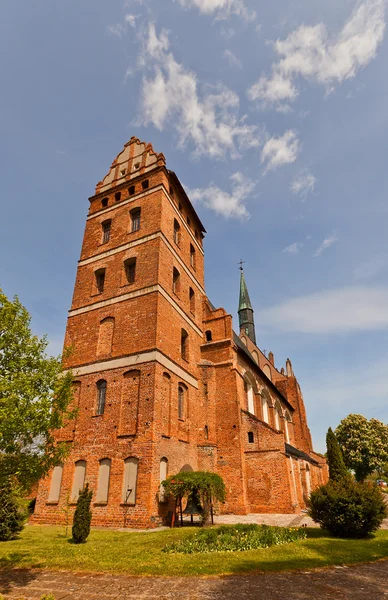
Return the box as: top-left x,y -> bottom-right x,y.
238,259 -> 245,271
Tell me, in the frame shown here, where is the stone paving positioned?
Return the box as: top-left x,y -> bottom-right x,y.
1,561 -> 388,599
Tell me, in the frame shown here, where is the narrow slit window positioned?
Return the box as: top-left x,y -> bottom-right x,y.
95,269 -> 106,294
96,379 -> 107,415
190,244 -> 196,269
130,208 -> 141,232
173,219 -> 181,246
124,258 -> 136,284
189,288 -> 195,314
248,431 -> 254,444
178,385 -> 185,420
115,192 -> 121,202
173,267 -> 180,295
181,329 -> 188,361
101,220 -> 111,244
205,330 -> 212,342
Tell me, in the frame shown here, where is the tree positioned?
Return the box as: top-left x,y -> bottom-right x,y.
72,484 -> 93,544
0,477 -> 25,541
335,414 -> 388,482
326,427 -> 350,482
0,289 -> 74,493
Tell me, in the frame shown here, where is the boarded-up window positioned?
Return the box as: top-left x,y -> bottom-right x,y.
118,370 -> 140,436
71,460 -> 86,502
263,364 -> 272,381
97,317 -> 114,356
161,373 -> 171,437
48,464 -> 63,503
122,457 -> 139,504
178,385 -> 185,420
159,457 -> 168,502
261,395 -> 269,423
96,458 -> 111,503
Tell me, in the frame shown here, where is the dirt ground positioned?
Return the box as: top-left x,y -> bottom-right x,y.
1,560 -> 388,599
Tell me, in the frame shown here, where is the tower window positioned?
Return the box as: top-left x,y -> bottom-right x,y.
205,330 -> 212,342
169,186 -> 174,196
181,329 -> 188,361
173,267 -> 180,295
95,268 -> 106,294
141,179 -> 149,190
178,385 -> 185,420
190,244 -> 196,269
120,169 -> 126,176
189,288 -> 195,314
173,219 -> 181,246
187,216 -> 191,226
248,431 -> 254,444
204,425 -> 209,440
130,208 -> 141,232
96,380 -> 107,415
128,185 -> 135,196
101,220 -> 111,244
124,258 -> 136,284
115,192 -> 121,202
101,197 -> 108,208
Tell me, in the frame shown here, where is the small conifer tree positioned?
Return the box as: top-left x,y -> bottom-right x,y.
71,483 -> 93,544
0,477 -> 25,541
326,427 -> 349,482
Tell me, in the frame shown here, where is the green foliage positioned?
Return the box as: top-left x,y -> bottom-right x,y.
0,478 -> 26,541
162,471 -> 226,525
326,427 -> 350,482
40,595 -> 56,600
0,289 -> 75,493
163,524 -> 307,554
72,484 -> 93,544
308,478 -> 387,538
335,414 -> 388,482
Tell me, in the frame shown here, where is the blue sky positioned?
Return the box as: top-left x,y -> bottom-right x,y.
1,0 -> 388,452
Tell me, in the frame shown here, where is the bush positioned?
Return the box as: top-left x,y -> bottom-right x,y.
71,483 -> 93,544
0,478 -> 26,541
308,478 -> 387,538
163,523 -> 307,554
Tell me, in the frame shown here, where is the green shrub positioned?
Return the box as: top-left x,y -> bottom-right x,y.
308,479 -> 387,538
40,595 -> 56,600
163,523 -> 307,554
0,478 -> 26,541
71,483 -> 93,544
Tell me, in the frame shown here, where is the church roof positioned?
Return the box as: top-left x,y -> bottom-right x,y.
285,443 -> 319,465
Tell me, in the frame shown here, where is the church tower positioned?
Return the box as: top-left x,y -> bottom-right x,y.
238,267 -> 256,345
33,137 -> 207,528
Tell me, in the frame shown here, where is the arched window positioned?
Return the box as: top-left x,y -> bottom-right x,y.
178,385 -> 185,420
284,410 -> 292,443
173,267 -> 180,294
261,391 -> 269,424
181,329 -> 188,360
161,372 -> 171,437
130,207 -> 141,232
122,457 -> 139,504
173,219 -> 181,246
159,457 -> 168,502
96,458 -> 111,503
71,460 -> 86,502
244,376 -> 255,415
97,317 -> 114,356
48,464 -> 63,503
101,220 -> 111,244
252,351 -> 259,364
190,244 -> 196,269
205,330 -> 212,342
118,370 -> 140,436
274,401 -> 283,431
96,380 -> 107,415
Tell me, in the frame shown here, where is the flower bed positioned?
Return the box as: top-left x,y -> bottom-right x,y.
163,524 -> 307,554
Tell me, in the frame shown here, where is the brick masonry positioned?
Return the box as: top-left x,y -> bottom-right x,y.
33,137 -> 327,529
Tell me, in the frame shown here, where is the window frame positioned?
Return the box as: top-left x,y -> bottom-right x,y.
130,208 -> 141,233
96,379 -> 107,415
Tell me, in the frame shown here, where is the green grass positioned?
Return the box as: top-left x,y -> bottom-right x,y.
0,526 -> 388,576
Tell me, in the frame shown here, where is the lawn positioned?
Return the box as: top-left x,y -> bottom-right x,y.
0,526 -> 388,576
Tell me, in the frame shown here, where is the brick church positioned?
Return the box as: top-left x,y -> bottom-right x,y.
33,137 -> 327,528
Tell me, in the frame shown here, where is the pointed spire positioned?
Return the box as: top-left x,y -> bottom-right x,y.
238,263 -> 256,345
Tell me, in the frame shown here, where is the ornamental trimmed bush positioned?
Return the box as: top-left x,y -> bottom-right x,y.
308,478 -> 387,538
0,478 -> 26,541
71,483 -> 93,544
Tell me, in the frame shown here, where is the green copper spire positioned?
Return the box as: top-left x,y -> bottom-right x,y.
238,264 -> 256,345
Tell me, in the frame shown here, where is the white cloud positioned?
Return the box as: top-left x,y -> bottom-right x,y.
353,256 -> 388,280
125,14 -> 138,27
175,0 -> 255,21
283,242 -> 303,254
248,0 -> 386,109
291,170 -> 316,200
314,234 -> 337,256
258,286 -> 388,334
139,24 -> 260,157
108,13 -> 138,36
261,130 -> 300,172
187,172 -> 256,218
223,49 -> 242,68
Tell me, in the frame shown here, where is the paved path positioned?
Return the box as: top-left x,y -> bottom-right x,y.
1,561 -> 388,599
